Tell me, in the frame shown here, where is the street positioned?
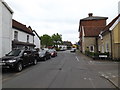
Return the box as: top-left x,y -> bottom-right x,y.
2,50 -> 119,88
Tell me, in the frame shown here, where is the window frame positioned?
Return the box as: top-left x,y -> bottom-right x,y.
27,35 -> 29,43
14,31 -> 18,41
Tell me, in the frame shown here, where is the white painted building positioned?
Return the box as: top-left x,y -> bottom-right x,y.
0,1 -> 41,57
0,0 -> 13,58
32,30 -> 41,49
12,20 -> 35,49
12,20 -> 41,50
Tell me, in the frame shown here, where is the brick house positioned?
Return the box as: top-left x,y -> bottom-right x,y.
78,13 -> 108,53
98,14 -> 120,60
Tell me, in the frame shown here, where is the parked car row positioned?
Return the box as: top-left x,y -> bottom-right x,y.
0,48 -> 57,72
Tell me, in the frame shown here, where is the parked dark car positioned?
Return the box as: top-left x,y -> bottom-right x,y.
0,49 -> 38,72
48,49 -> 57,57
38,50 -> 51,61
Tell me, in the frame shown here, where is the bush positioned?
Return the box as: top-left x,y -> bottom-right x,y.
85,51 -> 110,60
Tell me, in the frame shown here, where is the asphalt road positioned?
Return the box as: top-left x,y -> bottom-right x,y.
2,50 -> 118,88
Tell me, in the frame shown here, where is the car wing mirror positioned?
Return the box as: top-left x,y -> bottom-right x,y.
5,54 -> 8,56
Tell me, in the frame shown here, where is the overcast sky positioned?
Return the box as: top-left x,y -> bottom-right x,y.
5,0 -> 120,44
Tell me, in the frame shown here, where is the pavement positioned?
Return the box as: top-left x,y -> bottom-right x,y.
78,51 -> 120,89
105,76 -> 120,89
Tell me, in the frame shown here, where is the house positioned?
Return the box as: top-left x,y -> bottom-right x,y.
62,41 -> 72,49
0,0 -> 13,58
78,13 -> 108,53
12,20 -> 41,50
28,26 -> 41,49
98,14 -> 120,60
0,1 -> 41,58
12,19 -> 35,49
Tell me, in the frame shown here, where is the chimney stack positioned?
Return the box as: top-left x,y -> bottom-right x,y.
88,13 -> 93,17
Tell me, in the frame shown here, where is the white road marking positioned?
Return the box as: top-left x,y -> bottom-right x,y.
88,78 -> 96,88
75,56 -> 79,62
101,74 -> 105,77
112,75 -> 116,78
84,78 -> 87,80
105,76 -> 109,78
90,61 -> 93,63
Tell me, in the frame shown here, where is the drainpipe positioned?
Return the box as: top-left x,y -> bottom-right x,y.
96,37 -> 98,53
110,31 -> 113,59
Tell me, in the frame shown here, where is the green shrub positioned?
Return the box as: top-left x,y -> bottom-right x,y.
85,51 -> 110,59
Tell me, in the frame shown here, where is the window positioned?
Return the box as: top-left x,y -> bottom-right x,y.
89,46 -> 94,52
14,31 -> 18,41
33,36 -> 34,43
27,35 -> 29,43
106,42 -> 109,52
98,45 -> 101,52
101,45 -> 104,53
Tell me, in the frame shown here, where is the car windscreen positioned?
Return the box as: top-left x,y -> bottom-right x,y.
39,50 -> 45,55
48,50 -> 53,53
7,49 -> 21,56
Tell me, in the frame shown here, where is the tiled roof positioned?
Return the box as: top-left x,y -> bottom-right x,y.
101,14 -> 120,35
81,16 -> 108,21
12,19 -> 34,36
84,26 -> 105,37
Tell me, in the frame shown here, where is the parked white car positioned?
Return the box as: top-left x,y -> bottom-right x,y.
70,48 -> 76,52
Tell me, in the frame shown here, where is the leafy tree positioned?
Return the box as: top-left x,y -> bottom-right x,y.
40,34 -> 53,48
52,33 -> 62,46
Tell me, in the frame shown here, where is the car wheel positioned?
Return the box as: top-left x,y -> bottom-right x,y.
33,59 -> 37,65
49,55 -> 51,59
44,57 -> 47,61
16,62 -> 23,72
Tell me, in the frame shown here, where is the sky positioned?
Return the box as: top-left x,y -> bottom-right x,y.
5,0 -> 120,44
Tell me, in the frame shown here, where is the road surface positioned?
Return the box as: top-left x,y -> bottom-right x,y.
2,50 -> 118,88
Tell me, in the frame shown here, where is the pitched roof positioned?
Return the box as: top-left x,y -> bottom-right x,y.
101,14 -> 120,35
81,16 -> 108,21
12,19 -> 34,36
1,0 -> 14,14
84,26 -> 105,37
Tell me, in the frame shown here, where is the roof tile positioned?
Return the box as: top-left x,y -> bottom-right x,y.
84,26 -> 105,37
101,14 -> 120,34
12,19 -> 34,36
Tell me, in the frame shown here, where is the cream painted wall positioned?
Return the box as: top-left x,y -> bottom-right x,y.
98,33 -> 111,54
113,22 -> 120,43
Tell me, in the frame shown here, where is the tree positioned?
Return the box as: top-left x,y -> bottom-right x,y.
40,34 -> 53,48
52,33 -> 62,46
